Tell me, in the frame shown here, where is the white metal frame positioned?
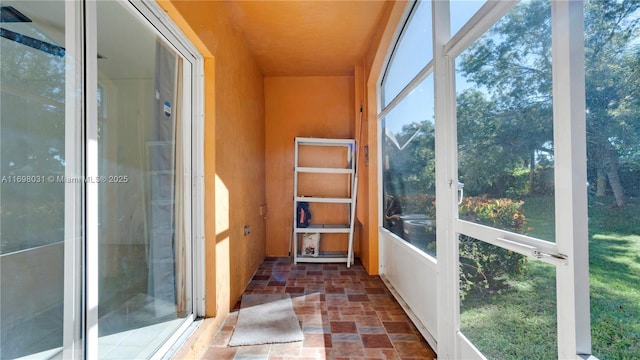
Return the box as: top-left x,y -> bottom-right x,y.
550,1 -> 591,357
432,0 -> 455,357
63,1 -> 85,358
84,2 -> 99,358
379,0 -> 592,359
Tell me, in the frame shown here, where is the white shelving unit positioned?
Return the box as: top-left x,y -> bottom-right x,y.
292,137 -> 357,267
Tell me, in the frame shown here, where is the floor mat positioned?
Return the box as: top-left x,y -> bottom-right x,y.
228,293 -> 304,346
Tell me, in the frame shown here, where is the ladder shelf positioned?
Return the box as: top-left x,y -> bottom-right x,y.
292,137 -> 356,267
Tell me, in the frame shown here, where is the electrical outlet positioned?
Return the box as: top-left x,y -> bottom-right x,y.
243,224 -> 250,236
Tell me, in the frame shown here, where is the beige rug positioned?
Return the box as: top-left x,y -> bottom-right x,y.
228,293 -> 304,346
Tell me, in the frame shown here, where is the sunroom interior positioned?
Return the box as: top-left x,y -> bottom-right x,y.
1,0 -> 638,359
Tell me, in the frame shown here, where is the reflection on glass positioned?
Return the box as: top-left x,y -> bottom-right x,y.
0,1 -> 66,357
382,1 -> 432,106
456,0 -> 555,242
583,1 -> 640,358
382,76 -> 436,257
459,237 -> 557,359
96,1 -> 189,358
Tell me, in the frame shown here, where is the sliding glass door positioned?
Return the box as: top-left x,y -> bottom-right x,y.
0,1 -> 201,358
93,1 -> 192,358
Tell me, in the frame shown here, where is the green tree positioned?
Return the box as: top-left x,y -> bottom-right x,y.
458,0 -> 554,198
457,89 -> 552,197
584,0 -> 640,206
458,0 -> 640,206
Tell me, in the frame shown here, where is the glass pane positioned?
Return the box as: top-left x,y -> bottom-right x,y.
450,0 -> 487,37
1,1 -> 67,358
584,1 -> 640,358
382,75 -> 436,257
96,2 -> 189,358
382,1 -> 432,106
456,0 -> 555,242
459,237 -> 557,359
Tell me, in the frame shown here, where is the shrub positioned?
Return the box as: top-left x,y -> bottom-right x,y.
458,196 -> 528,298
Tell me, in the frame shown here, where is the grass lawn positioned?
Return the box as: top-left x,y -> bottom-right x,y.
460,259 -> 558,359
459,195 -> 640,359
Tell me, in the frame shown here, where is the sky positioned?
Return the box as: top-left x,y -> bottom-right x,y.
383,1 -> 487,136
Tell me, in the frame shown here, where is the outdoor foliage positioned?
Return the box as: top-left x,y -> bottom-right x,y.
457,0 -> 640,206
459,196 -> 528,298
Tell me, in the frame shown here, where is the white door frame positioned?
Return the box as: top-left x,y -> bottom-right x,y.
550,1 -> 590,357
63,1 -> 85,358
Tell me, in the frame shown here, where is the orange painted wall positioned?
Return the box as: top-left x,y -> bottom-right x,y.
162,0 -> 266,339
265,76 -> 355,257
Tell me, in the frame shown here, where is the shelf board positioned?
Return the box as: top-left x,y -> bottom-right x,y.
295,137 -> 355,147
295,196 -> 353,204
294,224 -> 350,233
296,166 -> 353,174
295,251 -> 351,264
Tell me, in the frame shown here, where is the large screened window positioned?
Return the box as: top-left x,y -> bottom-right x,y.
454,1 -> 640,358
381,1 -> 436,258
379,0 -> 639,359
